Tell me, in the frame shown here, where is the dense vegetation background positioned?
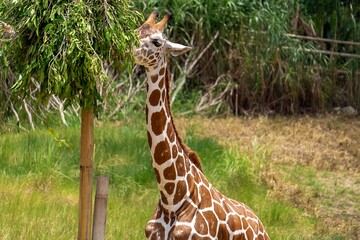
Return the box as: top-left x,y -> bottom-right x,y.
1,0 -> 359,126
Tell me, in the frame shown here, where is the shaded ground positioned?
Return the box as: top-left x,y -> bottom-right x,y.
177,115 -> 360,239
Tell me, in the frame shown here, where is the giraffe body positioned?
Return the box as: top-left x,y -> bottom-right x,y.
134,11 -> 270,240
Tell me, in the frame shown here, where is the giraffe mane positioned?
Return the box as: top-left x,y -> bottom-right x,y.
164,60 -> 203,172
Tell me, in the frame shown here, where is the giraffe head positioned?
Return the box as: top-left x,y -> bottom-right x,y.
134,11 -> 191,67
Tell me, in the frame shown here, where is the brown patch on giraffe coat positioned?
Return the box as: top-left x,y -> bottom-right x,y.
214,202 -> 226,221
210,188 -> 222,203
149,55 -> 154,60
241,217 -> 249,230
200,174 -> 209,188
199,185 -> 212,209
159,67 -> 165,76
248,218 -> 259,234
227,214 -> 241,232
259,221 -> 265,233
192,167 -> 201,184
222,199 -> 234,214
202,211 -> 218,237
191,234 -> 211,240
163,163 -> 176,180
194,212 -> 209,235
158,77 -> 164,89
170,212 -> 176,226
246,228 -> 255,239
173,180 -> 187,204
184,156 -> 191,172
147,131 -> 152,149
164,182 -> 175,195
151,108 -> 167,135
171,144 -> 178,158
151,75 -> 158,83
233,202 -> 246,216
145,222 -> 165,240
146,106 -> 149,124
170,225 -> 192,240
258,234 -> 265,240
163,213 -> 170,224
162,90 -> 166,102
175,155 -> 186,176
154,140 -> 171,165
176,201 -> 197,223
149,89 -> 161,106
167,122 -> 175,142
160,191 -> 168,205
218,223 -> 230,239
233,233 -> 246,240
187,176 -> 200,205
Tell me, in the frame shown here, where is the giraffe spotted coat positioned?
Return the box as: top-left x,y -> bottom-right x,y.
134,11 -> 270,240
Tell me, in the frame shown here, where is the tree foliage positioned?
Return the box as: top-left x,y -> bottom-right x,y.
1,0 -> 141,109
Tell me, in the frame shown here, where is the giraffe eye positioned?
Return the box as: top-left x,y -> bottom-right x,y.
152,39 -> 162,47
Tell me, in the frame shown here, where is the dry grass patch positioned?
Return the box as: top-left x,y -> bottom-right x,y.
179,115 -> 360,172
176,115 -> 360,239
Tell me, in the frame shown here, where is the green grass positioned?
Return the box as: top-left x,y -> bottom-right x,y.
0,116 -> 316,239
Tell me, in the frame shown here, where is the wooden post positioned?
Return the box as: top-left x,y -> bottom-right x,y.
78,108 -> 94,240
92,176 -> 109,240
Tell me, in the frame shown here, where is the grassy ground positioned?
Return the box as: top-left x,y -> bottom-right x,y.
0,114 -> 358,239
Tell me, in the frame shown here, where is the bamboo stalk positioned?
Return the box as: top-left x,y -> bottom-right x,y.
282,46 -> 360,59
78,108 -> 94,240
92,176 -> 109,240
286,33 -> 360,47
248,30 -> 360,47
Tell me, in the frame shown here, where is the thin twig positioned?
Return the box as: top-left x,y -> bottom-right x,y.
170,31 -> 220,105
23,99 -> 35,130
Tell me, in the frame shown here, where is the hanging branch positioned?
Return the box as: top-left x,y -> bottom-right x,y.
52,96 -> 68,126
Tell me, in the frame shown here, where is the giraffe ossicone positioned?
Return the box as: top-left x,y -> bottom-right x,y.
133,11 -> 270,240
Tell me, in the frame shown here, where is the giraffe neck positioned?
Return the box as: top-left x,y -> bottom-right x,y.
145,58 -> 194,212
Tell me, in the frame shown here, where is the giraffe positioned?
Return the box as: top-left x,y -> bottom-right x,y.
133,11 -> 270,240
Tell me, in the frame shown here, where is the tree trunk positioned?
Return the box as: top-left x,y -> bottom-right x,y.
78,108 -> 94,240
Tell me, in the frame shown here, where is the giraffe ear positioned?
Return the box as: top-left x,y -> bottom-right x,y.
165,41 -> 192,56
